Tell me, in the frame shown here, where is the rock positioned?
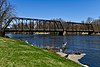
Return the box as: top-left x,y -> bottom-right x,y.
56,52 -> 88,67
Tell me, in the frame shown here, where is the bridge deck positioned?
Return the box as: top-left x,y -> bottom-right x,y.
4,29 -> 94,32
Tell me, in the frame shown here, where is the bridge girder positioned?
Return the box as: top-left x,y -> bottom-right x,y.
1,17 -> 96,35
3,17 -> 64,32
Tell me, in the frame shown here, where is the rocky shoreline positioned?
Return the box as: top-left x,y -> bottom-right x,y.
56,52 -> 88,67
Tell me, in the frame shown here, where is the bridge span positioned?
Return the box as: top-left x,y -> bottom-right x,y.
0,17 -> 100,36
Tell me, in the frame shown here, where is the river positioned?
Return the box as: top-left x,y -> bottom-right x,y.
6,34 -> 100,67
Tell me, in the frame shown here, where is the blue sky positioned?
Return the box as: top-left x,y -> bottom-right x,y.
8,0 -> 100,22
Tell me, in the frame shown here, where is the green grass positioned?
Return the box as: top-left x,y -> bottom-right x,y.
0,37 -> 83,67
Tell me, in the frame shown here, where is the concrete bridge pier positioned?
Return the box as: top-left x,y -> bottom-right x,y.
63,31 -> 67,36
58,31 -> 67,36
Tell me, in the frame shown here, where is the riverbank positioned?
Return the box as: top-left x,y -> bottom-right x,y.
0,37 -> 83,67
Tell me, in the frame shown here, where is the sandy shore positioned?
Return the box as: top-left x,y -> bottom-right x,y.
56,52 -> 88,67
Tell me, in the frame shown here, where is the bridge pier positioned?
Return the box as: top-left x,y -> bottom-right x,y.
58,31 -> 64,36
63,31 -> 67,35
58,31 -> 67,36
0,30 -> 5,37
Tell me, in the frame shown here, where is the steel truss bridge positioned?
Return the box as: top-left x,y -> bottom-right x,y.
1,17 -> 100,36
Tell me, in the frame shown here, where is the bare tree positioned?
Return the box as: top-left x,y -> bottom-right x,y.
0,0 -> 14,28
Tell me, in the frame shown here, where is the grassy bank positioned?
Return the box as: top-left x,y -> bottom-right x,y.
0,37 -> 83,67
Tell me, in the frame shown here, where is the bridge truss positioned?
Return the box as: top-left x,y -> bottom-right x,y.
3,17 -> 64,33
1,17 -> 98,36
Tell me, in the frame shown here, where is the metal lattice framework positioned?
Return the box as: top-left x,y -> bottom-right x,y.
3,17 -> 64,32
2,17 -> 99,35
62,22 -> 94,32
